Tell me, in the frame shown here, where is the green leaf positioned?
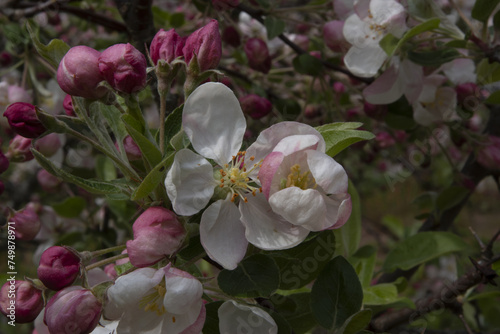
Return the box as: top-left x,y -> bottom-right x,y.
363,284 -> 399,305
32,149 -> 126,195
494,10 -> 500,31
95,155 -> 117,181
269,309 -> 293,334
202,301 -> 223,334
164,105 -> 184,151
311,256 -> 363,329
350,245 -> 377,288
26,23 -> 70,69
270,231 -> 336,290
383,231 -> 467,272
177,234 -> 204,262
264,16 -> 286,40
122,115 -> 162,167
170,12 -> 185,28
471,0 -> 500,22
485,90 -> 500,104
217,254 -> 280,298
336,180 -> 361,257
386,97 -> 417,130
292,54 -> 323,76
276,293 -> 317,334
115,262 -> 134,276
316,122 -> 374,157
131,152 -> 175,200
408,48 -> 461,66
436,185 -> 470,211
52,196 -> 86,218
477,58 -> 500,84
337,309 -> 372,334
380,18 -> 441,57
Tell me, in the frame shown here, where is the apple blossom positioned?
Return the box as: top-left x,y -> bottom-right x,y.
35,133 -> 61,157
183,20 -> 222,72
37,169 -> 63,192
7,135 -> 33,162
105,265 -> 205,334
150,28 -> 186,65
244,38 -> 272,74
37,246 -> 81,291
8,202 -> 41,240
343,0 -> 407,77
0,280 -> 43,323
239,94 -> 272,119
218,300 -> 278,334
323,20 -> 350,53
3,102 -> 47,138
63,94 -> 75,116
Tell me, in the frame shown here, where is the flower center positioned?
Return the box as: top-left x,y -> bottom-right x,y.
140,283 -> 167,316
218,151 -> 262,203
281,164 -> 316,190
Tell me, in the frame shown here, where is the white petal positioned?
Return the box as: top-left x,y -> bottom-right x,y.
400,60 -> 424,104
412,102 -> 440,126
363,64 -> 404,104
240,193 -> 309,250
272,134 -> 322,156
306,150 -> 348,195
371,0 -> 406,38
163,267 -> 203,315
442,58 -> 476,85
165,149 -> 216,216
246,122 -> 325,165
183,82 -> 246,165
218,300 -> 278,334
344,45 -> 387,78
269,187 -> 326,230
353,0 -> 370,19
161,301 -> 203,334
200,199 -> 248,270
325,193 -> 352,230
116,309 -> 164,334
343,13 -> 371,45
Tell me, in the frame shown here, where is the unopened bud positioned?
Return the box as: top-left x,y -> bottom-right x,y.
239,94 -> 272,119
44,286 -> 102,334
244,38 -> 271,74
126,207 -> 186,268
38,246 -> 81,291
323,20 -> 349,53
0,150 -> 9,174
363,102 -> 387,120
116,135 -> 142,161
3,102 -> 46,138
99,43 -> 147,94
35,133 -> 61,157
477,135 -> 500,170
7,135 -> 34,162
8,203 -> 41,240
37,169 -> 62,192
375,132 -> 396,149
63,94 -> 76,116
455,82 -> 478,106
222,26 -> 241,47
150,28 -> 186,65
0,280 -> 43,323
183,20 -> 222,72
57,46 -> 108,99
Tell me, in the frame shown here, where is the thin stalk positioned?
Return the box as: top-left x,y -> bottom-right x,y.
159,91 -> 167,155
89,244 -> 127,258
85,253 -> 129,271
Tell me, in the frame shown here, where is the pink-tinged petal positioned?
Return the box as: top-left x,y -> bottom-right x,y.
239,193 -> 309,250
259,151 -> 284,199
400,60 -> 424,104
272,134 -> 322,156
344,45 -> 387,78
246,122 -> 325,164
269,188 -> 326,229
183,82 -> 245,165
218,300 -> 277,334
163,267 -> 203,315
200,200 -> 248,270
306,150 -> 348,195
419,74 -> 447,103
179,304 -> 206,334
370,0 -> 407,38
334,0 -> 354,20
363,64 -> 404,104
165,149 -> 216,216
442,58 -> 476,85
353,0 -> 370,19
326,193 -> 352,230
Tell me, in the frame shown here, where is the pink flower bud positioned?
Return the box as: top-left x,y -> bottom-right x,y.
0,51 -> 12,67
323,20 -> 349,53
44,286 -> 102,334
150,28 -> 186,65
477,136 -> 500,170
103,264 -> 117,279
375,132 -> 396,149
304,105 -> 320,119
8,85 -> 32,104
0,150 -> 9,174
183,19 -> 222,72
7,135 -> 34,162
363,102 -> 387,120
455,82 -> 478,105
37,169 -> 62,192
310,50 -> 322,59
333,82 -> 346,94
35,133 -> 61,157
3,102 -> 46,138
9,203 -> 41,240
126,207 -> 186,268
292,34 -> 310,51
57,46 -> 108,99
212,0 -> 239,10
98,43 -> 147,94
115,135 -> 142,161
244,38 -> 271,74
0,280 -> 43,323
38,246 -> 81,291
222,26 -> 241,47
239,94 -> 272,119
63,94 -> 76,116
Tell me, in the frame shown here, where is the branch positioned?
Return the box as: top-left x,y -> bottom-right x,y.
236,3 -> 374,84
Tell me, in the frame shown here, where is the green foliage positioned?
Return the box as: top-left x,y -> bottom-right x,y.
51,197 -> 87,218
274,293 -> 317,334
26,23 -> 70,69
202,301 -> 224,334
264,17 -> 286,40
131,152 -> 175,200
292,54 -> 323,76
408,48 -> 461,66
337,309 -> 372,334
471,0 -> 500,22
217,254 -> 281,298
311,256 -> 363,330
316,122 -> 375,157
383,232 -> 467,272
337,180 -> 362,258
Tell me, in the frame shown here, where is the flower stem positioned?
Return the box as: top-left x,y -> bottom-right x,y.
85,253 -> 129,271
89,244 -> 127,258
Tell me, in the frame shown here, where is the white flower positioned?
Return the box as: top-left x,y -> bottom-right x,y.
343,0 -> 407,77
165,83 -> 312,269
105,265 -> 205,334
218,300 -> 278,334
255,124 -> 352,232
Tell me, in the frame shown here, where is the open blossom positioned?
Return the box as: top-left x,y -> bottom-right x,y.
105,265 -> 205,334
218,300 -> 278,334
343,0 -> 407,77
